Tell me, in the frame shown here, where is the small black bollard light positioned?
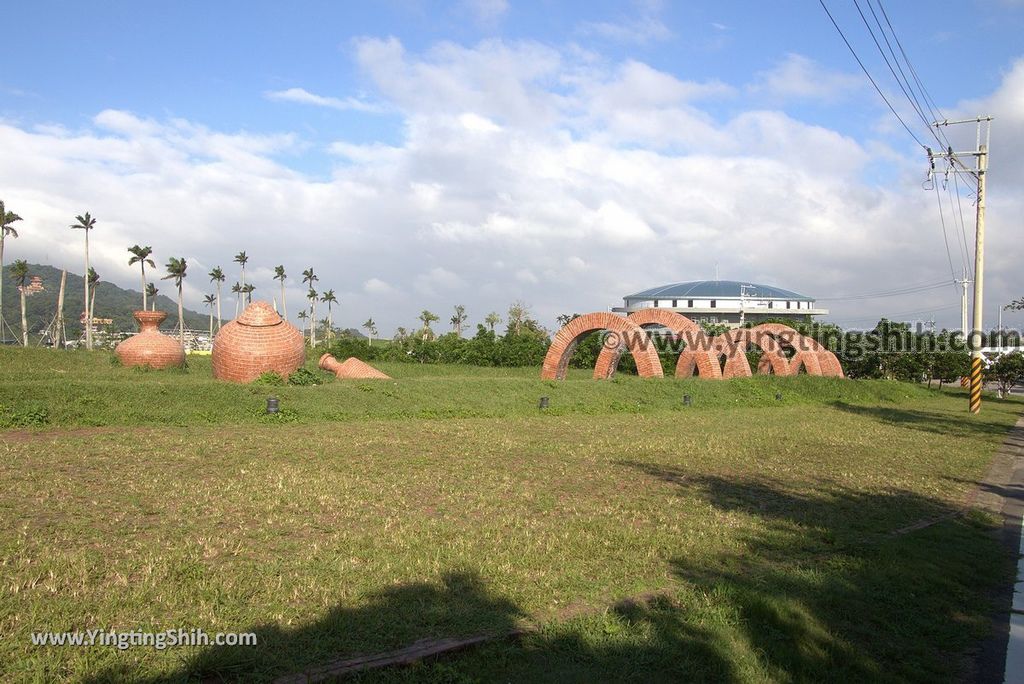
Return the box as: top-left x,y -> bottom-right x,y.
683,394 -> 692,406
538,396 -> 550,410
775,392 -> 783,401
266,396 -> 280,414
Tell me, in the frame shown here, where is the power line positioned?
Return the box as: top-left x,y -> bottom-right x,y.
817,279 -> 951,302
854,0 -> 941,147
932,183 -> 959,280
875,0 -> 952,150
837,302 -> 959,325
818,0 -> 927,148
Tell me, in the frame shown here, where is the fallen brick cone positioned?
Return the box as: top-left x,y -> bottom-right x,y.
319,354 -> 392,380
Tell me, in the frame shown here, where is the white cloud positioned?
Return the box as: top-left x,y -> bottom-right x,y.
750,53 -> 864,103
460,0 -> 508,26
577,16 -> 672,44
1,38 -> 1020,335
264,87 -> 384,113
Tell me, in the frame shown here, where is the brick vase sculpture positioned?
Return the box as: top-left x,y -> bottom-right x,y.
115,310 -> 185,369
212,301 -> 305,383
319,354 -> 392,379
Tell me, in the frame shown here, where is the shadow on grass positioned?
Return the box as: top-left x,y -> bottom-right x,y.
82,572 -> 525,683
618,464 -> 1010,682
82,473 -> 1013,683
829,400 -> 1015,439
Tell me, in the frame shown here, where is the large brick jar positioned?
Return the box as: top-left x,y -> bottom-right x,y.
115,310 -> 185,369
212,301 -> 305,383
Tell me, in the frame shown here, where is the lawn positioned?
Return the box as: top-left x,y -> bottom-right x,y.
0,347 -> 1021,682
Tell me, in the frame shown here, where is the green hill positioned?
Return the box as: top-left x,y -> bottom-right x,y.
1,263 -> 208,342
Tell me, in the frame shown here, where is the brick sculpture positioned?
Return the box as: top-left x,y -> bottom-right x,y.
594,309 -> 720,379
319,354 -> 392,379
212,301 -> 305,383
115,310 -> 185,370
542,314 -> 844,380
541,312 -> 663,380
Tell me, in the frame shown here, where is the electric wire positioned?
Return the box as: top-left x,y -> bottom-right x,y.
874,0 -> 952,148
818,0 -> 927,148
855,0 -> 943,147
817,280 -> 951,302
932,182 -> 959,281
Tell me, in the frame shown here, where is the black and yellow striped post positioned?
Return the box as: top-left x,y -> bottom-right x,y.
961,376 -> 969,388
969,355 -> 983,414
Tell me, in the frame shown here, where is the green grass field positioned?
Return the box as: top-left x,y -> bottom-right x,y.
1,348 -> 1021,682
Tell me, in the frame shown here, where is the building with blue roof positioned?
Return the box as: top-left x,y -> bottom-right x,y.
613,280 -> 828,327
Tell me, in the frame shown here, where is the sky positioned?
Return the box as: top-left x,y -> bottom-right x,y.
1,0 -> 1023,335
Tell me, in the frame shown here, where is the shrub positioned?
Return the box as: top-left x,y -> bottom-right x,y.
253,371 -> 285,386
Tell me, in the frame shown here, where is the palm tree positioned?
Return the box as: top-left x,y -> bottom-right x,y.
273,265 -> 287,319
234,251 -> 248,289
0,200 -> 23,342
242,283 -> 255,304
302,268 -> 319,346
321,289 -> 337,340
485,311 -> 501,332
9,259 -> 29,346
394,326 -> 408,342
203,294 -> 217,342
70,212 -> 97,349
145,283 -> 159,310
418,310 -> 439,340
306,287 -> 318,347
507,301 -> 528,336
231,282 -> 243,317
127,245 -> 155,311
450,304 -> 467,337
297,310 -> 308,339
208,267 -> 225,328
363,318 -> 377,346
162,257 -> 188,345
87,268 -> 100,328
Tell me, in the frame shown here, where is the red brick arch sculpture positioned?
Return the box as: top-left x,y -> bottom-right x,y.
745,323 -> 844,378
542,314 -> 844,380
541,312 -> 664,380
594,309 -> 714,379
707,328 -> 792,379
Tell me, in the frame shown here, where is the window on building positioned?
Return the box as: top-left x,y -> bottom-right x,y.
786,301 -> 791,309
653,300 -> 659,307
687,299 -> 693,308
768,301 -> 773,309
672,299 -> 677,307
710,300 -> 716,308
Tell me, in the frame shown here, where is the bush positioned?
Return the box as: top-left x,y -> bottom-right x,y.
288,367 -> 323,386
253,371 -> 285,386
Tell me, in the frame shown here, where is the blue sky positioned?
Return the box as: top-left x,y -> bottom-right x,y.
1,0 -> 1022,332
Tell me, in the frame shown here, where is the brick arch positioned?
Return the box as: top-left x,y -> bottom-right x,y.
541,312 -> 664,380
675,348 -> 724,379
745,323 -> 844,378
789,350 -> 823,375
594,309 -> 702,379
712,328 -> 791,378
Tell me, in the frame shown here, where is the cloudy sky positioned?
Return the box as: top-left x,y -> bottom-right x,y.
1,0 -> 1022,334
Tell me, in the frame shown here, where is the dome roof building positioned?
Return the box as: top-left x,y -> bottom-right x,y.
614,280 -> 828,328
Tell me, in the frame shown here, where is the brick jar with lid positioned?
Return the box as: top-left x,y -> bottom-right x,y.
212,301 -> 305,382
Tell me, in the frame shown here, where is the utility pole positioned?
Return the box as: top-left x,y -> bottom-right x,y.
929,116 -> 991,414
955,268 -> 970,339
